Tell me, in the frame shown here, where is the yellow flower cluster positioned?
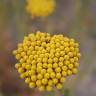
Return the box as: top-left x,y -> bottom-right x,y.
26,0 -> 55,18
13,31 -> 81,91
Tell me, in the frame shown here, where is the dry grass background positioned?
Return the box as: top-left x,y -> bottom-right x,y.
0,0 -> 96,96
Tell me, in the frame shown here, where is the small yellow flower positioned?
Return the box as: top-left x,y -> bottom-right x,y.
48,58 -> 53,64
50,72 -> 55,78
53,63 -> 58,68
72,68 -> 78,74
64,55 -> 69,60
67,70 -> 72,76
37,63 -> 42,67
15,63 -> 21,69
20,73 -> 26,79
46,85 -> 52,91
22,63 -> 26,68
41,69 -> 46,74
44,73 -> 50,79
42,63 -> 47,68
53,78 -> 58,84
42,58 -> 48,63
13,31 -> 81,91
29,82 -> 36,88
55,52 -> 60,58
25,78 -> 31,84
56,83 -> 63,89
60,77 -> 66,83
31,75 -> 37,82
62,66 -> 68,71
48,64 -> 52,68
74,62 -> 79,67
13,50 -> 18,55
62,71 -> 67,77
39,86 -> 45,91
47,68 -> 53,73
18,68 -> 24,73
26,0 -> 56,18
53,57 -> 58,63
42,78 -> 48,85
56,73 -> 61,79
59,57 -> 64,62
25,65 -> 31,70
20,58 -> 25,63
68,64 -> 74,69
15,54 -> 21,60
36,80 -> 42,86
48,80 -> 53,86
37,74 -> 43,80
55,67 -> 61,73
37,66 -> 42,73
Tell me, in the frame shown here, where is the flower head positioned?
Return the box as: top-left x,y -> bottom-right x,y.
26,0 -> 56,18
13,31 -> 81,91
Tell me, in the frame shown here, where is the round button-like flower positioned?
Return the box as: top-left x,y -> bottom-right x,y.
13,31 -> 81,91
26,0 -> 56,18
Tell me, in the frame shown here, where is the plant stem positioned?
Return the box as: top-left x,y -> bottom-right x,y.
54,88 -> 64,96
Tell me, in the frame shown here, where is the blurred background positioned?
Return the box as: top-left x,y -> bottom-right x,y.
0,0 -> 96,96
